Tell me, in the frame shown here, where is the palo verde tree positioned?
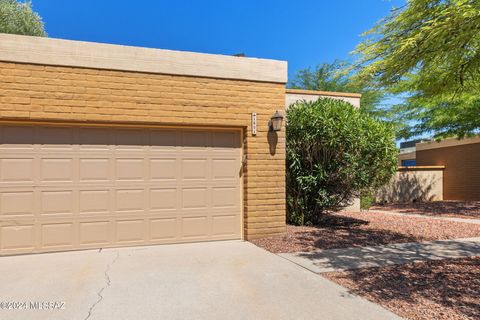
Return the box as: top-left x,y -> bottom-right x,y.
286,98 -> 397,225
289,60 -> 386,118
0,0 -> 46,36
355,0 -> 480,139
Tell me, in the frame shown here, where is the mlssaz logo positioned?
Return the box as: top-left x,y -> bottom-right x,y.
0,301 -> 66,310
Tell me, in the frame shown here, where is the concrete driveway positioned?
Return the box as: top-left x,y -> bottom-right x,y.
0,241 -> 400,320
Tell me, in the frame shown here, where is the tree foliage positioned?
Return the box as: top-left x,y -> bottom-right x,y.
286,98 -> 397,225
289,60 -> 386,117
355,0 -> 480,139
0,0 -> 46,36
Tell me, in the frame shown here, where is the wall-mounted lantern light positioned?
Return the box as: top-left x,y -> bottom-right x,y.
269,110 -> 284,132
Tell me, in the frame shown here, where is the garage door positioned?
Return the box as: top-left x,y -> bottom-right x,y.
0,125 -> 242,255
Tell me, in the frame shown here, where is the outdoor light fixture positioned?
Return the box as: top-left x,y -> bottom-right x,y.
269,110 -> 284,132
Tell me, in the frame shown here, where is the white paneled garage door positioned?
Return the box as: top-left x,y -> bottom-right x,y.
0,125 -> 242,255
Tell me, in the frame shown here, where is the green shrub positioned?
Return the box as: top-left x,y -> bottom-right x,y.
286,98 -> 397,225
360,192 -> 374,210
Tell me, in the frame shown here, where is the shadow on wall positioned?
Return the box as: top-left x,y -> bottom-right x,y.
375,170 -> 442,203
267,130 -> 278,156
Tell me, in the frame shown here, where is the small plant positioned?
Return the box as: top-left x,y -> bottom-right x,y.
360,192 -> 374,210
286,98 -> 397,225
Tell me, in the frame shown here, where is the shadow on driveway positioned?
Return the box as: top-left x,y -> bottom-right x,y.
280,238 -> 480,273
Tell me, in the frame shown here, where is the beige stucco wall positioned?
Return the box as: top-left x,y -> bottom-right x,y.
375,167 -> 444,203
285,89 -> 361,108
285,88 -> 362,211
0,35 -> 288,239
0,33 -> 287,83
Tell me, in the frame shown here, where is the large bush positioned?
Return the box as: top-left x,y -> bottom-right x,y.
286,98 -> 397,225
0,0 -> 46,36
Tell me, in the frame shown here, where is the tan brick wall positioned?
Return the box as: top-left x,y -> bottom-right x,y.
0,61 -> 286,239
416,142 -> 480,201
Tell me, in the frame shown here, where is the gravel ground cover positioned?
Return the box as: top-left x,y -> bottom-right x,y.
250,211 -> 480,253
323,257 -> 480,320
371,201 -> 480,220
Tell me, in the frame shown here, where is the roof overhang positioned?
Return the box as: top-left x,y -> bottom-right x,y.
0,34 -> 288,83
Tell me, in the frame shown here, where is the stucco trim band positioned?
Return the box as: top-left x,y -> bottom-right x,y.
397,166 -> 445,170
0,33 -> 287,83
286,88 -> 362,98
416,136 -> 480,151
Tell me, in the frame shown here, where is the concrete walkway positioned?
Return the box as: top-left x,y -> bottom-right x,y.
0,241 -> 401,320
368,209 -> 480,224
279,237 -> 480,273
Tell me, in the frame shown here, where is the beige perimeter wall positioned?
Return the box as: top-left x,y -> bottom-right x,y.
375,167 -> 444,203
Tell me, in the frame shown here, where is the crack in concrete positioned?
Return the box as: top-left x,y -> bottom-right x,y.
84,251 -> 120,320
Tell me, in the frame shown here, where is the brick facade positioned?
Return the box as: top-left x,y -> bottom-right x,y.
0,61 -> 286,239
416,141 -> 480,201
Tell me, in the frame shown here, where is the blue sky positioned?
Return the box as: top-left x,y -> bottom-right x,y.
33,0 -> 405,80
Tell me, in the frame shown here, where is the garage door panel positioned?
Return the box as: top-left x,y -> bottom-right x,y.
0,126 -> 242,255
41,223 -> 74,248
115,189 -> 145,212
79,190 -> 110,214
212,187 -> 239,208
0,224 -> 35,251
150,218 -> 177,240
78,128 -> 114,149
0,191 -> 35,216
212,215 -> 239,236
182,131 -> 209,149
0,126 -> 36,147
181,158 -> 208,180
41,158 -> 74,182
181,188 -> 208,209
212,131 -> 241,149
150,129 -> 178,149
150,158 -> 177,180
0,158 -> 35,182
115,219 -> 146,243
115,129 -> 147,150
181,216 -> 209,238
115,158 -> 145,181
150,188 -> 177,210
79,158 -> 111,181
79,221 -> 111,246
36,127 -> 75,149
41,191 -> 74,215
212,159 -> 238,179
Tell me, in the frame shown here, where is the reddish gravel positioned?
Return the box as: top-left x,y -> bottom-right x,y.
371,201 -> 480,220
250,211 -> 480,253
323,257 -> 480,320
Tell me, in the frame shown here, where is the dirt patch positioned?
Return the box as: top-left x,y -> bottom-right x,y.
371,201 -> 480,219
250,211 -> 480,253
323,257 -> 480,320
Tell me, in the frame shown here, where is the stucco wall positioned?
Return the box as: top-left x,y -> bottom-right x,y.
375,167 -> 444,203
0,35 -> 288,239
285,89 -> 361,108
